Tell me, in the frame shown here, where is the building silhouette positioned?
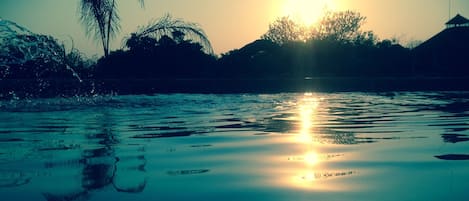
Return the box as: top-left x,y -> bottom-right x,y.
413,14 -> 469,76
445,14 -> 469,29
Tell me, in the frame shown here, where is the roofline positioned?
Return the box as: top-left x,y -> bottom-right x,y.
445,14 -> 469,25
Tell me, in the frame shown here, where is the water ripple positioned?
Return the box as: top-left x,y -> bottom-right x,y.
0,92 -> 468,200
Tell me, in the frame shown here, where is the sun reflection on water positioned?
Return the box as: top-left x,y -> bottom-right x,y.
296,93 -> 320,144
269,93 -> 356,191
291,93 -> 323,187
303,151 -> 319,165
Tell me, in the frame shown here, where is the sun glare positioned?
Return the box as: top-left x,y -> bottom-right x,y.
281,0 -> 336,26
296,93 -> 319,143
304,151 -> 319,165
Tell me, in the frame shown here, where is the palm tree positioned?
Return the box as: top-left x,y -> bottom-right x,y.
127,14 -> 214,55
79,0 -> 144,57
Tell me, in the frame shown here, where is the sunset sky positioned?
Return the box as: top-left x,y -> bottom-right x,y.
1,0 -> 468,56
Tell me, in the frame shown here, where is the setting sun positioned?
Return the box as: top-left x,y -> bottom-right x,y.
281,0 -> 336,26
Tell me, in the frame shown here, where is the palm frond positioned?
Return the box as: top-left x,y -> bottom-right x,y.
106,0 -> 121,39
79,0 -> 121,56
134,14 -> 214,54
138,0 -> 145,8
79,0 -> 105,41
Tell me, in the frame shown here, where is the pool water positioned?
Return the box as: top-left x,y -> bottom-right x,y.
0,92 -> 468,201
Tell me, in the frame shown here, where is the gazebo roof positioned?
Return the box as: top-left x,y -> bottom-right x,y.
446,14 -> 469,25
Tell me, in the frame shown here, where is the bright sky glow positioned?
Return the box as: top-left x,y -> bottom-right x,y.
281,0 -> 336,26
1,0 -> 468,56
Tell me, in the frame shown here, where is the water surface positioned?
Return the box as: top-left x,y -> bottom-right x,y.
1,92 -> 468,201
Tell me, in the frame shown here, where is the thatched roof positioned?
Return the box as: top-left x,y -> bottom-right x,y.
446,14 -> 469,26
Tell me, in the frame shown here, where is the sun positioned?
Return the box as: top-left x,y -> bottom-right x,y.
281,0 -> 336,26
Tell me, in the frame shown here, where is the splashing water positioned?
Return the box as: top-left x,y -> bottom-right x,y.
0,18 -> 83,97
65,64 -> 83,83
0,19 -> 63,73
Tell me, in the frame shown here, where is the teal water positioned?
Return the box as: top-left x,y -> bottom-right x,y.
0,92 -> 468,201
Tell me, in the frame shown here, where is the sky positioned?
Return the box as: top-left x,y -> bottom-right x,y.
1,0 -> 468,57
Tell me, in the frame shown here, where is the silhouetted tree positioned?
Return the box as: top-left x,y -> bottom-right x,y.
128,14 -> 214,55
79,0 -> 144,57
125,33 -> 159,52
95,24 -> 216,80
314,11 -> 376,45
261,16 -> 307,45
217,39 -> 301,78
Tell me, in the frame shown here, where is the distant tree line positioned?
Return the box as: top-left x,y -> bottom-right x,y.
91,11 -> 411,80
1,10 -> 469,98
94,14 -> 216,79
